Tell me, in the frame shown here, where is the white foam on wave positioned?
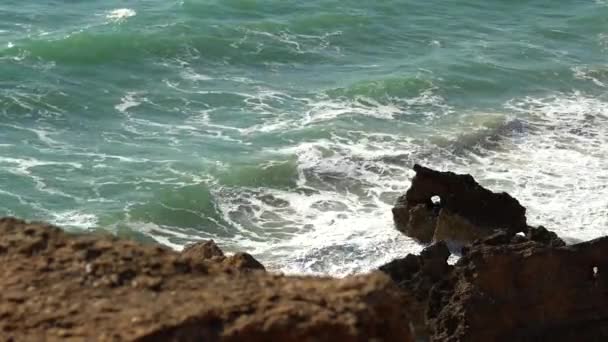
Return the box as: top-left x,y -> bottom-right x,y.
206,92 -> 608,274
205,134 -> 424,276
100,65 -> 607,275
300,87 -> 450,126
235,86 -> 449,135
115,92 -> 142,113
106,8 -> 136,22
427,93 -> 608,242
50,210 -> 99,230
181,69 -> 213,81
0,123 -> 63,147
302,98 -> 402,123
113,81 -> 453,275
495,92 -> 608,240
231,29 -> 342,55
0,156 -> 82,176
573,66 -> 607,87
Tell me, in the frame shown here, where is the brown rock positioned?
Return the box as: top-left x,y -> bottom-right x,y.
223,252 -> 266,271
181,239 -> 225,259
406,204 -> 438,243
433,209 -> 489,246
393,164 -> 527,244
428,235 -> 608,341
0,217 -> 413,342
181,240 -> 266,272
379,242 -> 452,338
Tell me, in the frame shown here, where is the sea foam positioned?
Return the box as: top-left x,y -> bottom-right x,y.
106,8 -> 136,22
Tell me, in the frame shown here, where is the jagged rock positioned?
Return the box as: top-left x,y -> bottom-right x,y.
223,252 -> 266,271
526,225 -> 566,247
0,218 -> 413,342
404,204 -> 438,243
182,239 -> 225,259
428,235 -> 608,341
460,227 -> 565,255
393,164 -> 527,244
379,242 -> 452,338
433,209 -> 489,247
181,240 -> 266,271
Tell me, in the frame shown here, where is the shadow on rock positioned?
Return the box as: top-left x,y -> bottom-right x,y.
392,164 -> 527,247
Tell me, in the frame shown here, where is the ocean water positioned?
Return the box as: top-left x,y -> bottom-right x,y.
1,0 -> 607,275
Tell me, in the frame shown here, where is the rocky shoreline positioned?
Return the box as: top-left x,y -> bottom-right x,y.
1,165 -> 606,341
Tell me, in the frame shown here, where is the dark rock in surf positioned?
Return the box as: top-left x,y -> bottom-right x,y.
392,164 -> 527,245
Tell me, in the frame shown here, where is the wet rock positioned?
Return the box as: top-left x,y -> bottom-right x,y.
428,235 -> 608,341
379,242 -> 452,338
0,217 -> 413,341
392,164 -> 527,244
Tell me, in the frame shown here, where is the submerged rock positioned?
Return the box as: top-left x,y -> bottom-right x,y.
392,164 -> 527,245
429,234 -> 608,341
0,218 -> 413,342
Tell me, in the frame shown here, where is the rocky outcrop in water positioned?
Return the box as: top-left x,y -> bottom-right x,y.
378,228 -> 607,341
392,164 -> 527,245
0,218 -> 412,342
2,164 -> 605,341
384,165 -> 606,341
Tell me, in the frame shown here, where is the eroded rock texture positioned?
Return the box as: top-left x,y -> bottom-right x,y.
181,240 -> 266,271
393,164 -> 527,244
0,218 -> 413,342
429,234 -> 608,342
379,242 -> 452,337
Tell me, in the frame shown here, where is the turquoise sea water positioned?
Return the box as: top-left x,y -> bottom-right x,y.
1,0 -> 607,274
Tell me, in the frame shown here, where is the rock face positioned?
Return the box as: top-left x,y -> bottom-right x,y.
378,227 -> 589,341
182,240 -> 266,271
429,234 -> 608,342
526,225 -> 566,247
182,239 -> 225,259
0,218 -> 413,342
392,164 -> 527,244
379,242 -> 452,337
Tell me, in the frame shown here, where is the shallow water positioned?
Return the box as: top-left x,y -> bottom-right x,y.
1,0 -> 607,275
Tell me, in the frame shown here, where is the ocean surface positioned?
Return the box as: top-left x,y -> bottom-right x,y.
1,0 -> 607,275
